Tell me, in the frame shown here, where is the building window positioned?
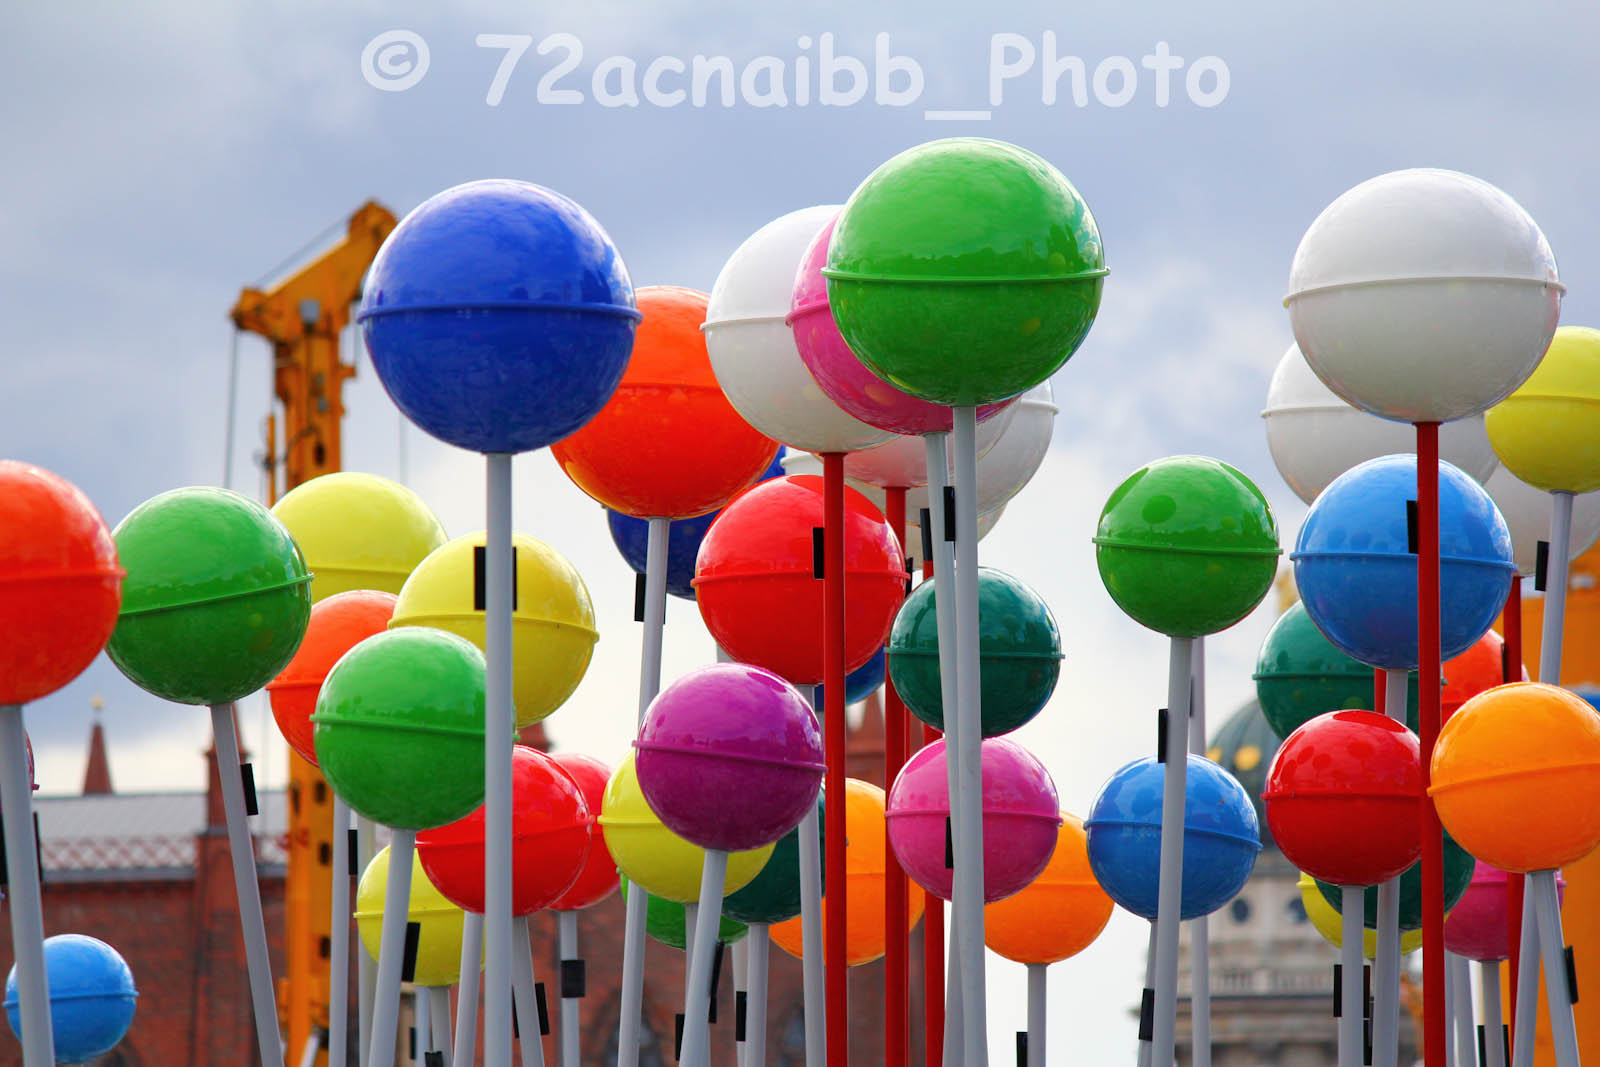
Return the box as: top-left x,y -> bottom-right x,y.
1230,897 -> 1251,924
1288,897 -> 1308,924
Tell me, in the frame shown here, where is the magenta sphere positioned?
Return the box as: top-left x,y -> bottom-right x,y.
886,736 -> 1060,902
634,662 -> 825,852
1443,861 -> 1565,962
789,213 -> 1010,436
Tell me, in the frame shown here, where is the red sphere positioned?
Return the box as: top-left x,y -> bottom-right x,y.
694,475 -> 906,684
1263,709 -> 1423,886
265,590 -> 397,766
1442,629 -> 1522,721
0,462 -> 122,705
548,752 -> 620,911
416,745 -> 592,915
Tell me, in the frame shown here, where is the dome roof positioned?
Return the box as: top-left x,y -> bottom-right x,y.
1205,698 -> 1282,852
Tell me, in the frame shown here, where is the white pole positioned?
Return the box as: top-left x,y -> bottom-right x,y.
1482,961 -> 1506,1067
417,986 -> 432,1061
1026,963 -> 1046,1066
1152,637 -> 1195,1067
944,918 -> 964,1067
1531,870 -> 1580,1067
797,687 -> 826,1067
1450,951 -> 1476,1067
732,932 -> 748,1067
680,851 -> 730,1066
558,910 -> 581,1067
1340,887 -> 1364,1067
330,796 -> 352,1067
211,701 -> 284,1067
512,914 -> 547,1067
1539,491 -> 1575,685
1511,895 -> 1540,1067
0,705 -> 53,1067
484,453 -> 516,1067
1373,668 -> 1409,1067
1138,923 -> 1156,1067
356,813 -> 378,1067
747,925 -> 770,1067
453,911 -> 483,1067
1189,638 -> 1211,1067
619,516 -> 671,1067
366,828 -> 415,1067
428,986 -> 453,1066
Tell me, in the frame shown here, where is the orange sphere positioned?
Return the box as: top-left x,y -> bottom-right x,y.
266,590 -> 398,766
984,812 -> 1112,965
551,285 -> 778,519
769,779 -> 924,967
1431,682 -> 1600,872
1442,630 -> 1523,721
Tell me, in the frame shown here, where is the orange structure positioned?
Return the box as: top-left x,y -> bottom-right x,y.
230,201 -> 397,1065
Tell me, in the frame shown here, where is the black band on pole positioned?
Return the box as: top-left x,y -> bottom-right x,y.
905,556 -> 913,596
348,828 -> 359,876
401,922 -> 421,983
31,812 -> 41,886
943,487 -> 957,543
1536,540 -> 1551,591
812,527 -> 825,579
241,762 -> 258,816
1138,988 -> 1155,1041
735,991 -> 748,1041
1503,1024 -> 1512,1061
560,958 -> 586,999
634,572 -> 647,622
0,817 -> 9,887
425,1053 -> 444,1067
1333,963 -> 1342,1017
919,509 -> 933,564
473,545 -> 519,610
1364,1018 -> 1373,1065
1016,1031 -> 1028,1066
674,1013 -> 685,1061
535,981 -> 550,1035
1567,945 -> 1580,1003
409,1026 -> 416,1061
944,816 -> 954,869
709,941 -> 726,1023
512,990 -> 520,1038
1157,708 -> 1169,763
1363,963 -> 1372,1019
1406,500 -> 1419,554
1477,1024 -> 1487,1066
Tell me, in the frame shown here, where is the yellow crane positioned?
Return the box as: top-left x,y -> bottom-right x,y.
231,200 -> 397,1066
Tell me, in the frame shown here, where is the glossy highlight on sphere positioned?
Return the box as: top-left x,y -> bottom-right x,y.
888,566 -> 1061,736
1292,454 -> 1514,669
694,475 -> 906,684
108,487 -> 310,706
355,846 -> 469,987
1094,456 -> 1280,638
270,472 -> 446,603
0,461 -> 122,705
358,179 -> 639,454
1253,600 -> 1419,740
1485,325 -> 1600,494
4,934 -> 136,1064
826,138 -> 1106,406
1085,754 -> 1261,921
548,752 -> 620,911
266,590 -> 397,767
635,662 -> 825,852
553,285 -> 778,518
1263,710 -> 1422,886
1431,682 -> 1600,872
312,627 -> 489,830
984,813 -> 1113,965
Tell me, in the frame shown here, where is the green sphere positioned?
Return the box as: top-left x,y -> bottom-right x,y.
723,798 -> 822,926
1254,601 -> 1420,739
1316,831 -> 1475,932
108,487 -> 311,705
620,877 -> 748,949
1094,456 -> 1280,638
312,627 -> 489,830
887,567 -> 1062,736
825,138 -> 1106,406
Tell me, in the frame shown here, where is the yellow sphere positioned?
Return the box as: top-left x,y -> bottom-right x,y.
1486,326 -> 1600,494
1298,871 -> 1425,958
391,531 -> 597,727
271,472 -> 447,604
599,752 -> 773,903
355,845 -> 473,987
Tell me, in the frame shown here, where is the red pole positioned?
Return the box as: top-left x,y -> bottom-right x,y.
884,486 -> 910,1067
1417,422 -> 1446,1065
921,555 -> 945,1067
822,452 -> 849,1067
1374,667 -> 1386,715
1502,576 -> 1525,1034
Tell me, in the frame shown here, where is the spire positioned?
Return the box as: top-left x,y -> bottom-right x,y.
82,698 -> 112,795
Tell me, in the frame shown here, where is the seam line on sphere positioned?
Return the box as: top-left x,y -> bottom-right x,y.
820,268 -> 1111,284
632,742 -> 826,773
1428,762 -> 1600,795
358,300 -> 642,321
1091,539 -> 1280,558
117,573 -> 314,618
1284,273 -> 1564,305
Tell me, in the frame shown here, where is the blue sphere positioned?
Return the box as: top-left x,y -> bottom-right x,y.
606,448 -> 786,600
359,180 -> 640,455
816,646 -> 887,708
1292,454 -> 1514,669
5,934 -> 137,1063
1085,755 -> 1261,921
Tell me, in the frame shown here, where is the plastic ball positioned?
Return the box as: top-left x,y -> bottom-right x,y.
620,878 -> 748,949
391,531 -> 596,727
1299,872 -> 1426,958
0,462 -> 122,706
723,798 -> 822,926
1262,343 -> 1499,505
416,744 -> 591,915
552,285 -> 777,518
1292,454 -> 1514,669
1485,325 -> 1600,494
1431,682 -> 1600,872
1314,829 -> 1475,932
355,846 -> 470,987
1444,862 -> 1566,962
984,813 -> 1113,966
1285,168 -> 1561,424
826,138 -> 1105,407
814,647 -> 886,710
3,934 -> 136,1063
901,381 -> 1057,517
269,472 -> 447,603
771,779 -> 924,966
1484,467 -> 1600,578
888,567 -> 1061,736
266,590 -> 397,766
358,179 -> 639,455
790,212 -> 1011,436
635,663 -> 824,852
599,752 -> 773,903
703,205 -> 892,454
693,475 -> 905,684
1094,456 -> 1280,638
1085,755 -> 1261,920
886,737 -> 1060,903
1253,601 -> 1419,739
1263,710 -> 1422,886
312,627 -> 488,830
108,487 -> 311,706
1442,629 -> 1520,719
548,752 -> 620,911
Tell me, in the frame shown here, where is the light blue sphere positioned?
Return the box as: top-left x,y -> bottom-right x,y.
5,934 -> 137,1063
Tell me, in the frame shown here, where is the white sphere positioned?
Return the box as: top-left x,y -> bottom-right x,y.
1263,343 -> 1499,504
835,404 -> 1017,489
704,207 -> 894,454
1285,169 -> 1562,423
1483,466 -> 1600,578
902,380 -> 1058,518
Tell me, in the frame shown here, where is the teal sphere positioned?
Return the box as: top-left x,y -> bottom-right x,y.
1254,601 -> 1421,739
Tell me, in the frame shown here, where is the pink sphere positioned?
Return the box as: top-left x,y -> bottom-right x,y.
790,214 -> 1011,436
1444,861 -> 1566,962
886,737 -> 1061,902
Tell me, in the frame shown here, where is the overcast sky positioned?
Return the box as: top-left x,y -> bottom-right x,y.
5,2 -> 1599,1061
